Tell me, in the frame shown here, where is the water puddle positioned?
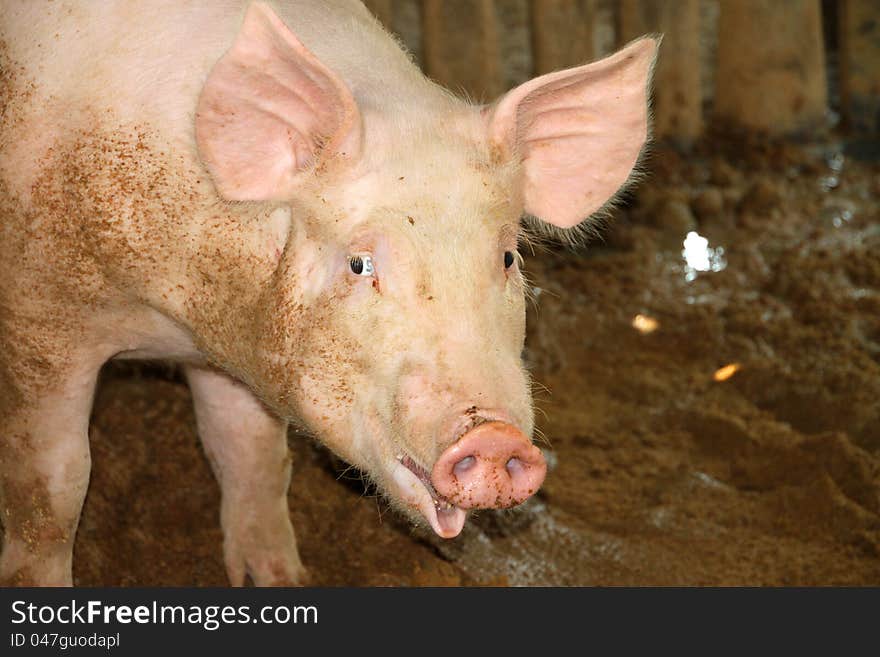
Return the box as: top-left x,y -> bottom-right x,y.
682,231 -> 727,282
819,203 -> 855,228
445,499 -> 627,585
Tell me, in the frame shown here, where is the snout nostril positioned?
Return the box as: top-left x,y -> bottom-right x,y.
453,455 -> 477,478
506,457 -> 524,476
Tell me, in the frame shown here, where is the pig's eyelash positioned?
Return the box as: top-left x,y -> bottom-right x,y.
503,249 -> 523,273
348,254 -> 375,277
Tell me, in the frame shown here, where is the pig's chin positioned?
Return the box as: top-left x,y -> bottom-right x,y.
390,457 -> 467,538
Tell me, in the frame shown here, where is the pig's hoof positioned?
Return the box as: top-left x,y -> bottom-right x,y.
251,561 -> 311,587
225,548 -> 310,587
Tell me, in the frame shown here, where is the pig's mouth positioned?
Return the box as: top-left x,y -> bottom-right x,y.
394,454 -> 467,538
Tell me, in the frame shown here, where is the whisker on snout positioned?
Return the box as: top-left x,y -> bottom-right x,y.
529,379 -> 552,398
532,405 -> 550,424
335,463 -> 360,482
532,425 -> 552,449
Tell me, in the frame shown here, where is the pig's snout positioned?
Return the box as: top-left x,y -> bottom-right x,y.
431,421 -> 546,509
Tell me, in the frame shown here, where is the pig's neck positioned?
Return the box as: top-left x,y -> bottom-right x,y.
147,199 -> 287,377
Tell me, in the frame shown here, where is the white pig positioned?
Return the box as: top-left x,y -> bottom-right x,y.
0,0 -> 656,585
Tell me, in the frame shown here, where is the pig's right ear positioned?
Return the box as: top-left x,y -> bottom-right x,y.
487,37 -> 658,229
196,2 -> 361,201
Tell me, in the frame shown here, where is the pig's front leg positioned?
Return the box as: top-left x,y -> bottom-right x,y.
184,365 -> 307,586
0,353 -> 99,586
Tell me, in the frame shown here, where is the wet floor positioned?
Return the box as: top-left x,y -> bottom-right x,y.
68,137 -> 879,585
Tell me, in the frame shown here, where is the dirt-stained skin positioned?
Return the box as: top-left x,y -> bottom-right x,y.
0,37 -> 286,584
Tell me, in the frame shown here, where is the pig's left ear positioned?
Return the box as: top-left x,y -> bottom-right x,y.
196,2 -> 361,201
488,37 -> 658,228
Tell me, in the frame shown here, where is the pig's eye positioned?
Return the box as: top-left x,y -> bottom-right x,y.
504,251 -> 515,269
349,254 -> 374,277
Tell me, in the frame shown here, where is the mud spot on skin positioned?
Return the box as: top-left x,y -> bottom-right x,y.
0,41 -> 14,122
0,475 -> 66,551
0,565 -> 36,587
0,41 -> 37,129
459,408 -> 491,436
2,86 -> 295,411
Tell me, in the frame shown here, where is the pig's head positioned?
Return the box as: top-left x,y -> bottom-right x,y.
195,2 -> 657,537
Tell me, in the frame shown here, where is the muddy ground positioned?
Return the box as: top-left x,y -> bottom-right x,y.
65,137 -> 880,586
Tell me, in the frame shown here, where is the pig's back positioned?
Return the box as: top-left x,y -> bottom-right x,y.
1,0 -> 435,159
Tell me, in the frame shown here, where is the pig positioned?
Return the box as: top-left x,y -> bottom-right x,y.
0,0 -> 656,586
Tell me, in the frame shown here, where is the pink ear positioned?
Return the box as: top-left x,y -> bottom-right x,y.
196,2 -> 361,201
488,37 -> 658,228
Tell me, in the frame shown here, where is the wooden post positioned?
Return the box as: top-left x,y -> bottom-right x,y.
390,0 -> 424,68
618,0 -> 702,143
362,0 -> 394,29
530,0 -> 596,75
421,0 -> 502,101
496,0 -> 532,89
839,0 -> 880,134
715,0 -> 827,135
